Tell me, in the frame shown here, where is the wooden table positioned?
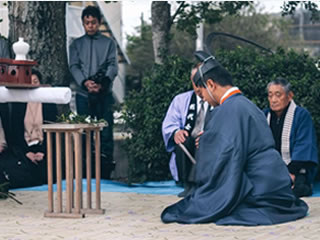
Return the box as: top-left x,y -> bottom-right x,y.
42,123 -> 107,218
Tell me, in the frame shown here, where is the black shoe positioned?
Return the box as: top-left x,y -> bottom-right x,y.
99,153 -> 115,179
178,183 -> 195,198
175,181 -> 183,187
101,162 -> 115,180
178,188 -> 189,198
293,174 -> 312,198
293,183 -> 312,198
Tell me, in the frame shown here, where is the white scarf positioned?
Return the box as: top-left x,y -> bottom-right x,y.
267,100 -> 296,165
24,102 -> 43,146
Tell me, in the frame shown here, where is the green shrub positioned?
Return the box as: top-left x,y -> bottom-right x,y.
122,48 -> 320,183
217,48 -> 320,138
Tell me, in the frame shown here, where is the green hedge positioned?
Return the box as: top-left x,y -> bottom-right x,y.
122,48 -> 320,183
218,48 -> 320,111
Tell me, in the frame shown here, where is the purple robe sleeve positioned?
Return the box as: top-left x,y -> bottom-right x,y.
162,91 -> 192,152
162,91 -> 193,181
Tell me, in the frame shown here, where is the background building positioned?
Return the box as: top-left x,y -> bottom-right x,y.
289,8 -> 320,57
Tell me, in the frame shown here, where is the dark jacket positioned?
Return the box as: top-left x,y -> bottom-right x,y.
69,32 -> 118,97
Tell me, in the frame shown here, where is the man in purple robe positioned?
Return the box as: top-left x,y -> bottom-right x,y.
162,67 -> 209,197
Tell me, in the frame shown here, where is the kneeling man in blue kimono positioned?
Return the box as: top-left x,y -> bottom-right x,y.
161,51 -> 308,225
264,77 -> 318,198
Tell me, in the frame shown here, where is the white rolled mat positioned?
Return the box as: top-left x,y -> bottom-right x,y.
0,86 -> 72,104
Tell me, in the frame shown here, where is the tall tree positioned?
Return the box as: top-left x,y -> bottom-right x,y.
151,1 -> 170,64
126,16 -> 154,91
8,1 -> 69,87
281,1 -> 320,20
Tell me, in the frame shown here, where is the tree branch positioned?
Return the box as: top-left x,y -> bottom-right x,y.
170,2 -> 186,27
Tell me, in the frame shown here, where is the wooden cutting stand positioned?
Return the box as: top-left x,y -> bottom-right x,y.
42,122 -> 107,218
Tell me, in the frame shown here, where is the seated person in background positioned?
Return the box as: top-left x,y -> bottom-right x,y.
0,69 -> 58,188
161,51 -> 308,226
162,66 -> 209,197
23,70 -> 58,167
264,77 -> 318,197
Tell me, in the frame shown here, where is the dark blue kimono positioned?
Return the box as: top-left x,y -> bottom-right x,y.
264,101 -> 318,184
161,93 -> 308,225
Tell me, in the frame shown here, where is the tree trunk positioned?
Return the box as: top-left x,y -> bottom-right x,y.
8,1 -> 69,87
151,1 -> 171,64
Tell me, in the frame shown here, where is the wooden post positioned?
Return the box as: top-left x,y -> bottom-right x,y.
46,131 -> 53,213
70,133 -> 74,209
74,132 -> 82,213
86,130 -> 92,209
65,132 -> 72,213
95,130 -> 101,210
56,132 -> 62,213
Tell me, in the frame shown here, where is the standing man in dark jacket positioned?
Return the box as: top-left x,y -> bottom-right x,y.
69,5 -> 118,179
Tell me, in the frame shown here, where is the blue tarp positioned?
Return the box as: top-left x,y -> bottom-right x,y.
14,180 -> 183,195
14,180 -> 320,197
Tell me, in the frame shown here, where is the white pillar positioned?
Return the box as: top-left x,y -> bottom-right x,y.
195,22 -> 204,51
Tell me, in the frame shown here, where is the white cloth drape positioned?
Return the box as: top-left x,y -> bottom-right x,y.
0,86 -> 72,104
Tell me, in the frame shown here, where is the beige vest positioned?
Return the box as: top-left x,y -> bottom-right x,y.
24,102 -> 43,146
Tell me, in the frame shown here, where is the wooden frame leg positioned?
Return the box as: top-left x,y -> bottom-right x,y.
56,132 -> 62,213
65,132 -> 72,213
46,131 -> 53,213
95,130 -> 101,210
86,130 -> 92,209
74,132 -> 83,213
